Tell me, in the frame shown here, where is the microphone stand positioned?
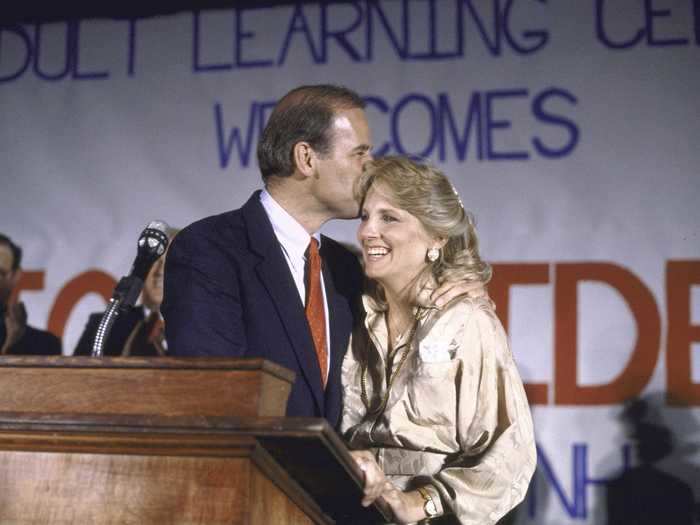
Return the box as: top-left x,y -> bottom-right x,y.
91,275 -> 146,358
91,222 -> 169,358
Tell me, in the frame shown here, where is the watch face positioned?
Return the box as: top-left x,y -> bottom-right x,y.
425,499 -> 438,517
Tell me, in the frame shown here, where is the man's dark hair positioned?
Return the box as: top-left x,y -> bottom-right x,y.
257,84 -> 365,181
0,234 -> 22,271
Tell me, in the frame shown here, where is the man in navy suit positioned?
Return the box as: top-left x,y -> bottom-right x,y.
163,85 -> 370,426
163,85 -> 474,426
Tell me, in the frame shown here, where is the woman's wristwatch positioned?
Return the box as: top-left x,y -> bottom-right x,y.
416,486 -> 439,519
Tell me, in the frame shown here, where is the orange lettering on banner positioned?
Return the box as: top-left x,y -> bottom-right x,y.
554,263 -> 661,405
666,260 -> 700,406
9,271 -> 45,305
47,270 -> 116,339
490,263 -> 550,405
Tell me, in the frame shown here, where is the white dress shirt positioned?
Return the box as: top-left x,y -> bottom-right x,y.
260,190 -> 331,375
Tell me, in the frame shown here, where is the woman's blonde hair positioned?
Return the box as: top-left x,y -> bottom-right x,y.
355,156 -> 491,307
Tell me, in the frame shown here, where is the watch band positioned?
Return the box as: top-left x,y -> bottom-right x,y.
417,486 -> 439,518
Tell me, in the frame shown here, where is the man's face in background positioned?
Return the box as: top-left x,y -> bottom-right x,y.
0,244 -> 18,307
141,255 -> 165,311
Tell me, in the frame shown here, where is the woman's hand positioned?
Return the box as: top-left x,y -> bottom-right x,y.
349,451 -> 430,524
378,486 -> 427,524
349,450 -> 387,507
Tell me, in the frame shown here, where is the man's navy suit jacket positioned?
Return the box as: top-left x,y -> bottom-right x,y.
162,192 -> 363,427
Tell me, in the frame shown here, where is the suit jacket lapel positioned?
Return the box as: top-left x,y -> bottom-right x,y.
240,193 -> 325,414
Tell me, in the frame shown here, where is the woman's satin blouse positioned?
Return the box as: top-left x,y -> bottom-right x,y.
340,295 -> 537,525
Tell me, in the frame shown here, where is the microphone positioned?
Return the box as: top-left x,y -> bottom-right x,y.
91,221 -> 170,357
114,220 -> 170,307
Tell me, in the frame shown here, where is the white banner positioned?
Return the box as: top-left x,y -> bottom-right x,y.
1,2 -> 699,522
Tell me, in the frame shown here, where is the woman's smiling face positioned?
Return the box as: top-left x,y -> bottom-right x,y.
357,184 -> 439,296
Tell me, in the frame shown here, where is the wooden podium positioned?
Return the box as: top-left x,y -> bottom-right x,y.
0,356 -> 388,524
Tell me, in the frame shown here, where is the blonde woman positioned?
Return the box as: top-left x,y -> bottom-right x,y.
341,156 -> 536,524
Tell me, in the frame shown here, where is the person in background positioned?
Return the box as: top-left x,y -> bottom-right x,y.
0,233 -> 62,356
341,157 -> 536,524
73,228 -> 177,357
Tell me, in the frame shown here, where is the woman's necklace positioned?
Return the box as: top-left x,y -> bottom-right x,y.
389,322 -> 408,347
360,316 -> 418,414
388,310 -> 414,346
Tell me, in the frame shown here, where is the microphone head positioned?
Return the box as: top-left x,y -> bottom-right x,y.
147,220 -> 169,234
110,220 -> 173,309
138,220 -> 170,258
131,220 -> 171,280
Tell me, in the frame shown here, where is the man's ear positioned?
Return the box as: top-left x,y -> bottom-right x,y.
292,141 -> 316,178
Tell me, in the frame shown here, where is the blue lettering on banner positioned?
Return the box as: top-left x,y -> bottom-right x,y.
644,0 -> 690,46
596,0 -> 644,50
460,0 -> 502,56
191,0 -> 553,71
126,18 -> 139,77
214,102 -> 260,168
532,87 -> 579,158
72,20 -> 109,80
529,443 -> 632,519
277,3 -> 321,66
438,92 -> 483,162
391,93 -> 439,158
596,0 -> 695,49
455,0 -> 547,58
404,0 -> 461,60
192,11 -> 233,72
365,1 -> 408,61
214,87 -> 579,169
320,2 -> 365,62
502,0 -> 549,54
236,8 -> 274,68
0,25 -> 32,83
0,21 -> 111,83
2,1 -> 697,84
33,22 -> 72,81
484,89 -> 530,161
364,96 -> 392,157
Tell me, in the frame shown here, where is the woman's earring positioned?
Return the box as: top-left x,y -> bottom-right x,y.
427,247 -> 440,262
